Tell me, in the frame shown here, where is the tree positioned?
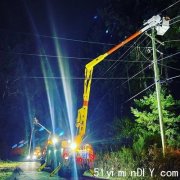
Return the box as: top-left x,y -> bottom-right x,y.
113,117 -> 133,139
131,89 -> 180,148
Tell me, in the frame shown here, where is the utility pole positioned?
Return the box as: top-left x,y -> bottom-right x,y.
151,27 -> 166,157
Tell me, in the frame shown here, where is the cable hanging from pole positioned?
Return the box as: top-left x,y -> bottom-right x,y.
160,0 -> 180,13
123,74 -> 180,104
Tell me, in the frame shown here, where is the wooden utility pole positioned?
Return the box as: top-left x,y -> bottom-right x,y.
151,27 -> 166,157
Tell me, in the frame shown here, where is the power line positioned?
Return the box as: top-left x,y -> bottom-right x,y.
117,52 -> 180,102
0,50 -> 153,63
91,34 -> 148,88
1,37 -> 178,65
0,28 -> 162,50
91,46 -> 179,95
164,39 -> 180,43
101,34 -> 147,77
170,15 -> 180,21
166,74 -> 180,81
0,28 -> 115,46
157,51 -> 180,62
120,51 -> 180,87
120,63 -> 153,86
115,43 -> 162,89
129,51 -> 180,64
121,51 -> 180,65
160,0 -> 180,13
0,12 -> 178,47
158,62 -> 180,71
110,39 -> 152,74
169,15 -> 180,25
0,50 -> 88,59
124,83 -> 155,103
23,76 -> 154,80
100,44 -> 163,101
94,34 -> 148,83
90,44 -> 156,118
170,19 -> 180,25
116,49 -> 180,104
124,74 -> 180,103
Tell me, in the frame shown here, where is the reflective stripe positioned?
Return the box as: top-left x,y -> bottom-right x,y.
83,101 -> 88,106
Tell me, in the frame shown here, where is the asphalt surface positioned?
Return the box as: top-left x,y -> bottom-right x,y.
9,162 -> 107,180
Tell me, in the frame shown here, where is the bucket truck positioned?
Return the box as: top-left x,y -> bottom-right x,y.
38,15 -> 170,176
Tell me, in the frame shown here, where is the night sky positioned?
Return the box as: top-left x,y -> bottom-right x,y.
0,0 -> 179,159
0,0 -> 104,158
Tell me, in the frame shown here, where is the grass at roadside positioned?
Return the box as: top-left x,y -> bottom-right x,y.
0,161 -> 21,168
0,161 -> 22,180
0,171 -> 13,180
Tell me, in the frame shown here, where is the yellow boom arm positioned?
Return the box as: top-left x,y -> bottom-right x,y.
74,31 -> 141,145
74,15 -> 169,146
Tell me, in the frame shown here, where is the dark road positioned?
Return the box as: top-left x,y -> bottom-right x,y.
9,162 -> 107,180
